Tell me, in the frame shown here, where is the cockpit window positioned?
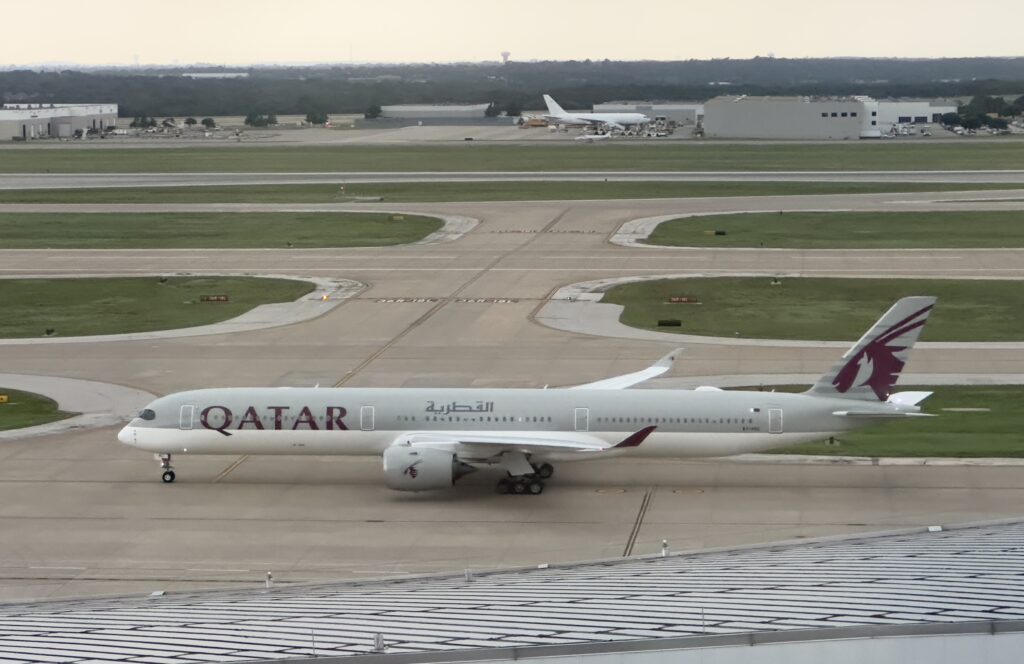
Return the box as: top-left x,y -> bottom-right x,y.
139,409 -> 156,421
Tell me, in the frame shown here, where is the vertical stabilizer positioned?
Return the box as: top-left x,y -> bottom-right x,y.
807,296 -> 936,401
543,94 -> 566,117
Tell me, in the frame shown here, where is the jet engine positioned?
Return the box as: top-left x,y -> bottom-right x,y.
382,445 -> 476,491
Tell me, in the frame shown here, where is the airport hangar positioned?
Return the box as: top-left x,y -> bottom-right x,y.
702,95 -> 958,139
0,103 -> 118,140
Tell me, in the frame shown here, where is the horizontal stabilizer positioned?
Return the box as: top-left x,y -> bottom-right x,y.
832,410 -> 936,418
888,391 -> 933,407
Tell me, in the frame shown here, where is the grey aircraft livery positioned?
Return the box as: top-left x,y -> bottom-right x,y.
119,297 -> 936,495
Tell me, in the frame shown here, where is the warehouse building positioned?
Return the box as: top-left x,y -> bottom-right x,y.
380,103 -> 491,119
703,95 -> 870,139
876,98 -> 958,128
593,101 -> 704,126
0,103 -> 119,140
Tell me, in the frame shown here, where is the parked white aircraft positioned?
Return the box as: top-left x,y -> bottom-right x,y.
119,297 -> 936,495
574,133 -> 613,143
543,94 -> 649,131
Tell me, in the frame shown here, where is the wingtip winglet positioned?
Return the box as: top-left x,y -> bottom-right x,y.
654,347 -> 685,369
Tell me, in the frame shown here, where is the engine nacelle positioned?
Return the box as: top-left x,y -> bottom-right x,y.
382,445 -> 476,492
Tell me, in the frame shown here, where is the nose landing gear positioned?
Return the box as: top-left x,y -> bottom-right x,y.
158,454 -> 176,483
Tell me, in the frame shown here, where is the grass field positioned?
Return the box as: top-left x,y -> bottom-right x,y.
761,385 -> 1024,457
645,211 -> 1024,248
0,388 -> 76,431
1,182 -> 1023,204
2,141 -> 1023,173
601,277 -> 1024,341
0,212 -> 443,249
0,277 -> 314,338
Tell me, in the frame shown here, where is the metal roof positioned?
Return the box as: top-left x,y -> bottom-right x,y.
0,521 -> 1022,662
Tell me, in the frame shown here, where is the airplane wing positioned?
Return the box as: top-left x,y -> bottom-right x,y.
570,348 -> 683,390
402,426 -> 656,455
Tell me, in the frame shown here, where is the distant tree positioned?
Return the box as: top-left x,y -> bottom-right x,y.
184,117 -> 197,127
504,101 -> 522,117
364,104 -> 382,119
244,113 -> 275,127
961,116 -> 983,130
940,112 -> 961,126
988,117 -> 1009,130
960,95 -> 1006,117
484,102 -> 500,117
305,110 -> 329,125
201,117 -> 216,129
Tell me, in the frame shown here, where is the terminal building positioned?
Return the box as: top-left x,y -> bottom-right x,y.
0,103 -> 119,140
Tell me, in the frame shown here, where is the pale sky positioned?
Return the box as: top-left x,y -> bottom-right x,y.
5,0 -> 1023,66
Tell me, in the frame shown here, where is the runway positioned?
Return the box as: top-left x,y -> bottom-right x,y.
0,186 -> 1022,602
2,170 -> 1024,189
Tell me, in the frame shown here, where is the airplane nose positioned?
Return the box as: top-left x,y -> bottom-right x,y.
117,425 -> 135,445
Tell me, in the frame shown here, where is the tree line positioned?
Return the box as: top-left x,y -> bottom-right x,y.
2,58 -> 1023,118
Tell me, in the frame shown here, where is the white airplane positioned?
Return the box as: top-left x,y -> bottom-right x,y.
574,133 -> 613,143
119,297 -> 937,495
543,94 -> 649,131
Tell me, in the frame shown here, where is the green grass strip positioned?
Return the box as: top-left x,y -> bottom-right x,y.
0,388 -> 77,431
0,212 -> 442,249
2,141 -> 1022,173
0,277 -> 315,338
602,277 -> 1024,341
646,210 -> 1024,248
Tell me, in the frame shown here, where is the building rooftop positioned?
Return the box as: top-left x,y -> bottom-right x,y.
0,521 -> 1022,662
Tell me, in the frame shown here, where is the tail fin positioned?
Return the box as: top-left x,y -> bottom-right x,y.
807,296 -> 936,401
543,94 -> 566,117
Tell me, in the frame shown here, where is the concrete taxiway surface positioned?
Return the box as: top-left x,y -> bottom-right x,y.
0,187 -> 1022,602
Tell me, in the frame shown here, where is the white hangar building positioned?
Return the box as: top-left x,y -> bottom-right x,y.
703,95 -> 960,139
0,103 -> 119,140
380,104 -> 491,119
703,95 -> 873,139
876,98 -> 959,127
592,101 -> 705,125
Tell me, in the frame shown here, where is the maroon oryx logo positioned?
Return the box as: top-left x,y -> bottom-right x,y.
404,460 -> 422,479
833,303 -> 932,400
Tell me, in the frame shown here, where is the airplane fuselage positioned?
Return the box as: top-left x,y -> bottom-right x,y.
119,386 -> 885,460
545,112 -> 649,127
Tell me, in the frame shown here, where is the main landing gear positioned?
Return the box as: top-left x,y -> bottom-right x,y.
158,454 -> 176,483
495,463 -> 554,495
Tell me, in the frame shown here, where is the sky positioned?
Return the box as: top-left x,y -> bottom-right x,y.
4,0 -> 1023,66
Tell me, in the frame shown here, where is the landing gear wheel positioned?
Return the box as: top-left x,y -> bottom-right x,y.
535,463 -> 554,480
157,454 -> 175,484
496,477 -> 512,494
511,479 -> 527,495
527,479 -> 545,495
